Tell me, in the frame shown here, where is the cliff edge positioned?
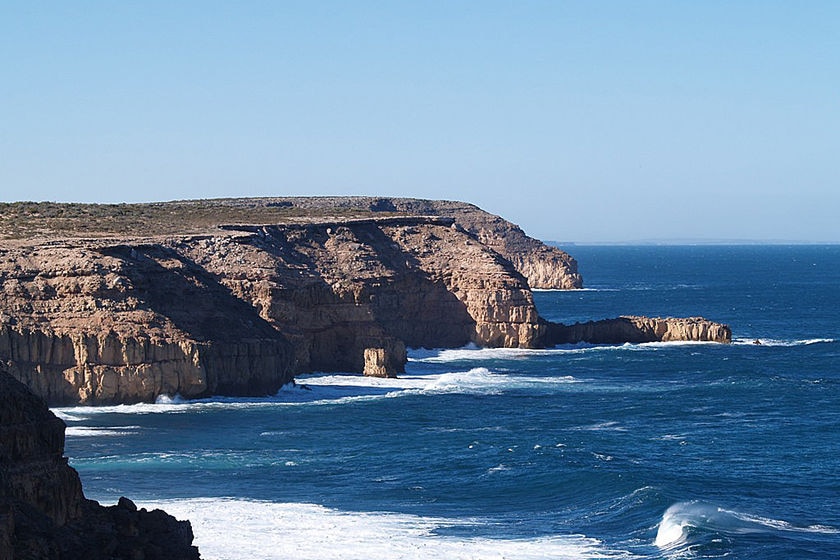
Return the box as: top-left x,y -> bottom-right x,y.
0,364 -> 199,559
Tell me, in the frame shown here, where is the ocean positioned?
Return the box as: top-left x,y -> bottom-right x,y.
55,245 -> 840,559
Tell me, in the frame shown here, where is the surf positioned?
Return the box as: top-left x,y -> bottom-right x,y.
136,498 -> 635,560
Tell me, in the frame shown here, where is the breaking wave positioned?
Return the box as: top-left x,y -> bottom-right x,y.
55,368 -> 580,424
655,501 -> 839,551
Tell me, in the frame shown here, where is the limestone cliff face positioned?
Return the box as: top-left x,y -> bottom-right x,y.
1,215 -> 544,404
390,198 -> 583,290
179,218 -> 545,372
0,244 -> 294,405
546,316 -> 732,345
0,366 -> 199,559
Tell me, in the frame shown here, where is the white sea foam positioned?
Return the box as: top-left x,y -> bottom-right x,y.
53,368 -> 582,421
136,498 -> 633,560
409,341 -> 723,365
303,368 -> 579,397
64,426 -> 140,437
733,337 -> 836,347
408,343 -> 609,362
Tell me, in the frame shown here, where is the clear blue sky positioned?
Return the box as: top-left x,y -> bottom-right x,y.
2,1 -> 838,242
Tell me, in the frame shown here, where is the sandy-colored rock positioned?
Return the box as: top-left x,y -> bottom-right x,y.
253,197 -> 583,289
0,243 -> 294,405
0,214 -> 547,404
363,347 -> 404,378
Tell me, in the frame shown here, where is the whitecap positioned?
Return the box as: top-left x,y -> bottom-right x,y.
570,421 -> 628,433
655,501 -> 840,550
486,463 -> 510,474
135,498 -> 635,560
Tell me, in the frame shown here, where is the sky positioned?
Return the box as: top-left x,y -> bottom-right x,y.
2,1 -> 839,243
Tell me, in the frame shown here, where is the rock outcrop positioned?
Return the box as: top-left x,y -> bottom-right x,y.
546,316 -> 732,345
0,365 -> 199,559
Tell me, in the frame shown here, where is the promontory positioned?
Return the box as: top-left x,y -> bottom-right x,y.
0,197 -> 731,406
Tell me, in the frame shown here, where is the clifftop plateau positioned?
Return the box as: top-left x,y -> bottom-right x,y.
0,197 -> 582,290
0,197 -> 729,406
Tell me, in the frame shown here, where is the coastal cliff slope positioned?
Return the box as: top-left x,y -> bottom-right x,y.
0,198 -> 729,406
0,365 -> 199,559
252,197 -> 584,290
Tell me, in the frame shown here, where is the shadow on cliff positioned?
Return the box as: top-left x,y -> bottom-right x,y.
257,222 -> 476,372
351,224 -> 476,348
98,245 -> 295,394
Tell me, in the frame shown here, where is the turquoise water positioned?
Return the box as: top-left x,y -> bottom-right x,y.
58,246 -> 840,559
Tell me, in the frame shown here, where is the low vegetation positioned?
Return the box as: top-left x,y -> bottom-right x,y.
0,199 -> 389,240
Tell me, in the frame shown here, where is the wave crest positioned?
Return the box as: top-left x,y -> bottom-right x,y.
655,501 -> 839,550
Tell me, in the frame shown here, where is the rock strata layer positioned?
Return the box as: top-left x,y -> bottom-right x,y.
0,365 -> 199,559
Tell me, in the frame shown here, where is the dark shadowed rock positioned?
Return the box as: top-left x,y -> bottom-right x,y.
0,365 -> 200,559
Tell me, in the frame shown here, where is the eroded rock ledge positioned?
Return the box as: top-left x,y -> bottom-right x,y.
546,316 -> 732,345
0,366 -> 199,559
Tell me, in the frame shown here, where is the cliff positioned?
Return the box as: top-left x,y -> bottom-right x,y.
0,198 -> 729,406
1,211 -> 545,404
0,365 -> 199,559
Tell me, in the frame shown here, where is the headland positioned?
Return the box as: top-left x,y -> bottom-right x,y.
0,197 -> 730,406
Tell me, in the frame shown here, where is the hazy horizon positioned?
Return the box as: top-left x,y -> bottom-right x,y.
3,2 -> 838,243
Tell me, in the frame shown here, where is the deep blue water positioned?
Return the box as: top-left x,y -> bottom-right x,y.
58,245 -> 840,559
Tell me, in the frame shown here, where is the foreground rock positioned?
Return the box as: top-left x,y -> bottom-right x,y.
0,366 -> 199,559
546,316 -> 732,345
